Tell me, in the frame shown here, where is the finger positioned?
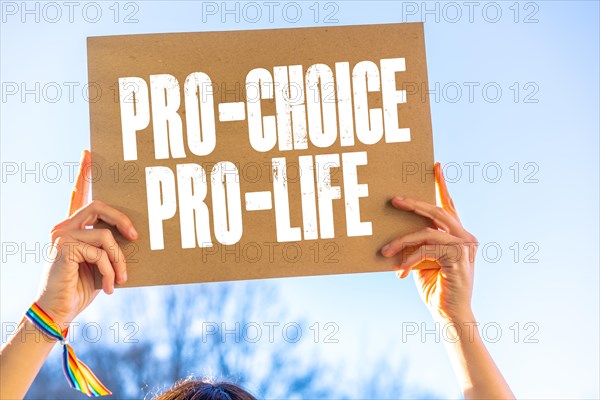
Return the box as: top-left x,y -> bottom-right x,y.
395,268 -> 411,279
57,239 -> 115,294
381,227 -> 463,258
398,243 -> 464,269
80,247 -> 115,294
69,229 -> 127,284
434,162 -> 459,219
65,200 -> 138,241
391,196 -> 463,234
68,150 -> 91,217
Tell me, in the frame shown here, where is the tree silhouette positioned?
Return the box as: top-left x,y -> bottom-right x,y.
25,282 -> 432,399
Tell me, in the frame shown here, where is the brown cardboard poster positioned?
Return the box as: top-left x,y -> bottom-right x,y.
87,22 -> 435,288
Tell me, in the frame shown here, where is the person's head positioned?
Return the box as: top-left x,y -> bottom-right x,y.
154,379 -> 256,400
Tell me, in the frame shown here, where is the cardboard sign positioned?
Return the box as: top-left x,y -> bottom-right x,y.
87,22 -> 435,288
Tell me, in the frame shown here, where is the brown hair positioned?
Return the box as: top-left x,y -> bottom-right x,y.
154,379 -> 257,400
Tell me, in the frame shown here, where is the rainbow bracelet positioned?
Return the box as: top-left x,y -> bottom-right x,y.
25,303 -> 111,397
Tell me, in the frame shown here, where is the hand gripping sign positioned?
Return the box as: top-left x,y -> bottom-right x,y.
87,23 -> 435,287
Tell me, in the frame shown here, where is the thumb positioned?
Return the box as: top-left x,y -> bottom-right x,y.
434,162 -> 459,219
68,150 -> 91,217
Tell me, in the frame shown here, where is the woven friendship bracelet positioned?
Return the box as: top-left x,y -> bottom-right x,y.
25,303 -> 111,397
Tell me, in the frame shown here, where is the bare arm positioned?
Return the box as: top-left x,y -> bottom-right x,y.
0,151 -> 137,399
0,320 -> 56,399
382,163 -> 514,399
441,312 -> 514,399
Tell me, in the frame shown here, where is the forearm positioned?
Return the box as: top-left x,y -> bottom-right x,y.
441,312 -> 515,400
0,318 -> 56,399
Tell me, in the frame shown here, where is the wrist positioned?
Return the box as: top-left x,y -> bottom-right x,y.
33,297 -> 72,330
434,311 -> 483,345
433,307 -> 476,325
19,318 -> 60,346
445,311 -> 476,326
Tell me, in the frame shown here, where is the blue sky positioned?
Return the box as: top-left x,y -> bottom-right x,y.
1,1 -> 599,398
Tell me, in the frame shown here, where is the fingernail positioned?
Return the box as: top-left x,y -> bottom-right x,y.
122,271 -> 127,282
130,227 -> 138,239
394,196 -> 405,201
381,244 -> 390,255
